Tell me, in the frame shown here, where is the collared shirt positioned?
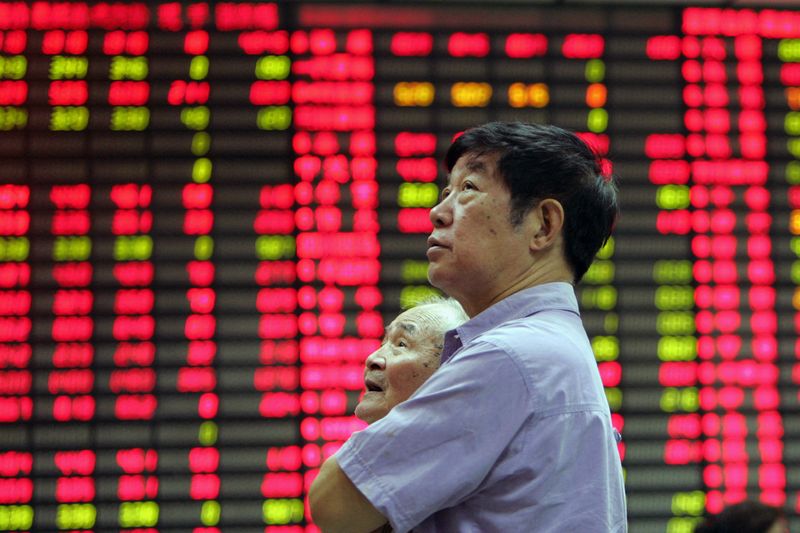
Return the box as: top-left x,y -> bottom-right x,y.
336,282 -> 627,532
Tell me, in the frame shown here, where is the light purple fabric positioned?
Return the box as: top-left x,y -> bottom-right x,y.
336,282 -> 627,532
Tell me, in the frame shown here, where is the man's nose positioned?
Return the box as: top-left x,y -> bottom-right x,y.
365,349 -> 385,370
429,197 -> 452,228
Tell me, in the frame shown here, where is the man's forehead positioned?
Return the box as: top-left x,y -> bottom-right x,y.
449,152 -> 499,182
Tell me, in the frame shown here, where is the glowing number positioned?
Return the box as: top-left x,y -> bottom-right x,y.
587,108 -> 608,133
393,82 -> 434,107
199,421 -> 218,446
671,491 -> 706,516
657,336 -> 697,361
192,158 -> 213,183
50,106 -> 89,131
787,161 -> 800,184
54,236 -> 90,262
660,387 -> 698,412
113,236 -> 152,261
666,517 -> 704,533
788,138 -> 800,159
0,107 -> 27,130
791,260 -> 800,284
194,236 -> 214,260
109,57 -> 148,81
653,260 -> 692,284
655,286 -> 694,310
256,236 -> 295,260
0,237 -> 29,261
401,260 -> 428,283
656,312 -> 696,336
190,56 -> 209,80
397,183 -> 439,208
0,56 -> 26,79
56,504 -> 96,529
591,335 -> 619,362
262,499 -> 304,525
585,59 -> 605,83
451,82 -> 492,107
257,106 -> 291,130
778,39 -> 800,62
790,211 -> 800,235
0,505 -> 34,530
508,82 -> 549,108
111,107 -> 149,131
181,106 -> 210,130
656,185 -> 690,210
580,286 -> 616,310
192,132 -> 211,156
605,388 -> 622,411
399,286 -> 441,309
256,56 -> 291,80
200,501 -> 220,526
582,260 -> 614,284
785,112 -> 800,136
119,501 -> 159,528
49,56 -> 88,80
597,237 -> 614,259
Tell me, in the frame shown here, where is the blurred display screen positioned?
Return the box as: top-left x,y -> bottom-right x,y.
0,2 -> 799,531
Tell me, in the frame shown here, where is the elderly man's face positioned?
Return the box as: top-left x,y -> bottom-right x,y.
355,304 -> 447,424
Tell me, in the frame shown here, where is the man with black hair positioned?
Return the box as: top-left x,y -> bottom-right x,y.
310,122 -> 627,532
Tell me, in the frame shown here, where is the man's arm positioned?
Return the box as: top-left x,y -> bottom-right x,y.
309,455 -> 388,533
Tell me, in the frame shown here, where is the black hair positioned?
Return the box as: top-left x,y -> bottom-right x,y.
694,501 -> 786,533
444,122 -> 618,283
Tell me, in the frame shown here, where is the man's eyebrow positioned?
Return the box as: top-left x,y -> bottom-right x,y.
465,158 -> 487,173
396,322 -> 417,335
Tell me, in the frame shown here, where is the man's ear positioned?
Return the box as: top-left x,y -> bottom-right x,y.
528,199 -> 565,251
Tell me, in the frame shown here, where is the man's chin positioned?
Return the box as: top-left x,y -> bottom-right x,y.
355,401 -> 387,425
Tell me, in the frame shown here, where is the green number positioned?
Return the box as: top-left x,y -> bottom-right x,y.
0,505 -> 33,530
192,132 -> 211,156
256,55 -> 291,80
49,56 -> 87,80
592,335 -> 619,361
257,106 -> 292,130
110,56 -> 148,81
656,312 -> 696,336
653,260 -> 692,284
400,285 -> 441,309
114,236 -> 152,261
262,499 -> 304,525
0,107 -> 27,130
56,504 -> 96,529
111,107 -> 149,131
779,39 -> 800,62
596,237 -> 614,259
195,235 -> 214,260
0,237 -> 29,261
585,59 -> 605,83
50,106 -> 89,131
656,185 -> 690,210
671,491 -> 706,516
0,56 -> 26,79
582,260 -> 615,285
201,501 -> 220,526
655,286 -> 693,310
190,56 -> 209,80
398,183 -> 439,208
401,260 -> 428,283
255,235 -> 295,260
605,387 -> 622,411
199,420 -> 218,446
54,236 -> 90,262
580,286 -> 616,310
587,108 -> 608,133
657,336 -> 697,361
181,106 -> 210,130
119,501 -> 159,528
192,158 -> 213,183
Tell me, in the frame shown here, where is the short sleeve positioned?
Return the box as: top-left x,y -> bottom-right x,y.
335,340 -> 531,533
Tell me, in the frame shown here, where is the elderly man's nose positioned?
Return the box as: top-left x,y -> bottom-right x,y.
365,350 -> 385,370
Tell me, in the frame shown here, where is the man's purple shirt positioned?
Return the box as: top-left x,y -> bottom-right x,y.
336,282 -> 627,532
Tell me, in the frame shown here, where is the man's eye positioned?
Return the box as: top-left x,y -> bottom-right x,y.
463,181 -> 476,190
397,340 -> 408,348
440,188 -> 451,200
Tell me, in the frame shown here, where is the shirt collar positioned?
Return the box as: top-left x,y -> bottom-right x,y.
441,282 -> 579,364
